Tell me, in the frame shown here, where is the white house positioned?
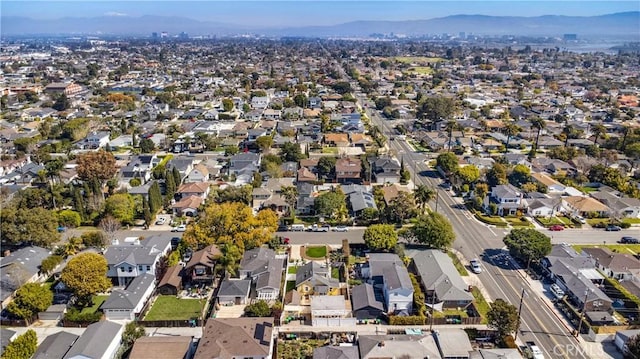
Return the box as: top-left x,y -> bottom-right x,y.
80,131 -> 110,150
363,253 -> 413,314
104,236 -> 171,287
101,273 -> 156,320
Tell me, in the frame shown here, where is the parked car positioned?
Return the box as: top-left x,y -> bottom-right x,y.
574,216 -> 587,224
333,226 -> 348,232
619,236 -> 639,244
276,224 -> 288,232
470,259 -> 482,274
606,225 -> 622,231
549,224 -> 565,231
171,224 -> 187,232
549,284 -> 565,300
155,217 -> 166,225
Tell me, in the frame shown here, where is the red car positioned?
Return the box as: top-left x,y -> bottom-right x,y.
549,225 -> 565,231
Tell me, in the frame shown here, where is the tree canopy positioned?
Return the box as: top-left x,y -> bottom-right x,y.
417,96 -> 458,122
1,329 -> 37,359
280,142 -> 305,162
456,165 -> 480,184
314,190 -> 347,220
244,300 -> 272,317
0,207 -> 60,247
6,283 -> 53,320
487,298 -> 519,339
61,252 -> 111,306
409,212 -> 455,249
76,150 -> 117,184
503,228 -> 552,265
363,224 -> 398,251
182,202 -> 278,251
104,193 -> 136,225
436,152 -> 459,175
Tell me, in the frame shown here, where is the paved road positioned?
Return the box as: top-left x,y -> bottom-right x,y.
362,99 -> 589,358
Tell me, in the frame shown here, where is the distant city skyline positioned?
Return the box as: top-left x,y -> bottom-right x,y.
3,1 -> 639,27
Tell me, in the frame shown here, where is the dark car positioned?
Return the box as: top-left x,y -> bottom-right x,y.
606,225 -> 622,232
276,225 -> 288,232
549,225 -> 565,231
619,236 -> 639,244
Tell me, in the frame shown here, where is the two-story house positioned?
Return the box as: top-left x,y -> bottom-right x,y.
251,96 -> 270,110
362,253 -> 413,314
371,156 -> 401,184
80,131 -> 110,150
410,250 -> 473,309
184,245 -> 221,285
335,157 -> 362,184
184,163 -> 210,183
238,247 -> 284,301
104,236 -> 172,286
228,152 -> 261,177
484,184 -> 527,216
176,182 -> 210,200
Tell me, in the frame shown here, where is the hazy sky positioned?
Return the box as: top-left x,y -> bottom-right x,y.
3,1 -> 639,26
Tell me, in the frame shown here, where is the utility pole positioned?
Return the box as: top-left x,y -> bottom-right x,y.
574,289 -> 590,338
429,285 -> 436,332
514,288 -> 526,342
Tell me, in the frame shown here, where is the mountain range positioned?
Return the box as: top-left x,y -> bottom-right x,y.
2,12 -> 639,37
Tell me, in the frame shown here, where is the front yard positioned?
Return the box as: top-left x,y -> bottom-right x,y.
573,244 -> 640,256
144,295 -> 204,320
305,246 -> 327,258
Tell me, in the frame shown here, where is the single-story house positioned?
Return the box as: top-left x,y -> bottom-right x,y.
63,320 -> 123,359
33,331 -> 79,359
351,283 -> 384,320
217,279 -> 251,306
310,295 -> 355,327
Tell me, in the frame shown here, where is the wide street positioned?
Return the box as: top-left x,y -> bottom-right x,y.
361,99 -> 591,358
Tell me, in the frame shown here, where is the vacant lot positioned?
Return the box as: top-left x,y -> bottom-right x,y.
144,295 -> 203,320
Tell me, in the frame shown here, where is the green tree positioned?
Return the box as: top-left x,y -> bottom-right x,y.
417,96 -> 458,122
122,321 -> 146,350
80,231 -> 107,248
509,164 -> 531,187
104,193 -> 136,225
436,152 -> 459,175
222,98 -> 234,112
280,186 -> 298,217
148,181 -> 163,214
456,165 -> 480,184
58,209 -> 81,228
182,202 -> 277,251
414,185 -> 436,213
218,243 -> 242,276
1,329 -> 37,359
487,298 -> 519,339
172,166 -> 182,186
0,207 -> 60,247
591,123 -> 607,145
244,300 -> 272,317
363,224 -> 398,251
255,136 -> 274,152
503,228 -> 552,268
280,142 -> 305,162
314,190 -> 346,219
139,138 -> 155,153
214,185 -> 252,205
6,283 -> 53,320
52,93 -> 71,111
61,253 -> 111,307
529,117 -> 546,158
317,156 -> 337,179
386,191 -> 417,224
165,170 -> 176,205
624,334 -> 640,359
410,212 -> 455,249
503,122 -> 521,153
487,163 -> 508,187
40,255 -> 63,274
293,93 -> 308,108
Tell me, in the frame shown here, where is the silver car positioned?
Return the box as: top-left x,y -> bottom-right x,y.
470,259 -> 482,274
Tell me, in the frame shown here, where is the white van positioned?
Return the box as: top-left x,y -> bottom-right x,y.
290,224 -> 306,231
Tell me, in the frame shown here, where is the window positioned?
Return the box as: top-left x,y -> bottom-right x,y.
147,265 -> 151,271
128,267 -> 133,272
139,266 -> 143,271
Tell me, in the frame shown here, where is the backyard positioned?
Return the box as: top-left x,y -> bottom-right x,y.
144,295 -> 204,320
81,295 -> 109,314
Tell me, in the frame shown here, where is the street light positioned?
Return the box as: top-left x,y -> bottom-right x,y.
514,288 -> 526,342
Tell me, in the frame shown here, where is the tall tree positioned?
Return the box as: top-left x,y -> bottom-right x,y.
487,163 -> 508,187
503,122 -> 521,153
386,191 -> 417,224
99,215 -> 121,242
410,212 -> 455,249
6,283 -> 53,320
280,142 -> 305,162
314,190 -> 346,219
363,224 -> 398,251
503,228 -> 552,269
61,252 -> 111,307
487,299 -> 519,340
255,136 -> 274,152
317,157 -> 337,179
1,330 -> 37,359
528,117 -> 546,158
104,193 -> 136,225
0,207 -> 59,247
414,185 -> 436,213
445,120 -> 460,152
280,186 -> 298,217
436,152 -> 459,176
591,123 -> 607,145
76,150 -> 117,187
172,166 -> 182,186
148,181 -> 163,214
165,170 -> 176,205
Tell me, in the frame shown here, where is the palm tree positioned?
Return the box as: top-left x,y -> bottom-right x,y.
280,186 -> 298,218
414,184 -> 436,213
504,122 -> 521,153
529,117 -> 546,159
591,123 -> 607,145
562,123 -> 574,147
445,120 -> 460,152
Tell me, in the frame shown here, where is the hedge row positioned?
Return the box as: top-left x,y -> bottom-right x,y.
389,315 -> 426,325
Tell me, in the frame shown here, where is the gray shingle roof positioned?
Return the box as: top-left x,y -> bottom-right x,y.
218,279 -> 251,297
239,247 -> 277,274
33,331 -> 79,359
313,346 -> 359,359
351,283 -> 384,312
296,262 -> 329,287
382,262 -> 412,291
103,236 -> 170,267
411,250 -> 473,302
101,273 -> 156,310
63,321 -> 122,359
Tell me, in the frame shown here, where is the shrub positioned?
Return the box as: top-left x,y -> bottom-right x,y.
500,335 -> 517,348
64,307 -> 102,323
620,222 -> 631,229
58,209 -> 81,228
389,315 -> 426,325
40,255 -> 63,274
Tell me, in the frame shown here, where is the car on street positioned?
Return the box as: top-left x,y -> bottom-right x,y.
619,236 -> 639,244
333,226 -> 348,232
549,224 -> 565,231
155,217 -> 166,225
470,259 -> 482,274
276,224 -> 288,232
606,225 -> 622,231
171,224 -> 187,232
574,216 -> 587,224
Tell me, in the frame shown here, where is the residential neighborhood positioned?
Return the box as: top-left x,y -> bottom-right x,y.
1,21 -> 640,359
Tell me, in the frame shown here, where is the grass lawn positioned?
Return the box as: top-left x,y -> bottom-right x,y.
573,244 -> 640,255
408,140 -> 429,152
474,213 -> 508,227
287,266 -> 298,274
623,218 -> 640,224
472,287 -> 490,324
447,251 -> 469,276
305,246 -> 327,258
321,147 -> 339,154
504,217 -> 533,227
80,295 -> 109,314
586,218 -> 612,226
394,56 -> 444,64
331,267 -> 340,279
285,281 -> 296,293
278,339 -> 326,359
407,67 -> 434,75
144,295 -> 203,320
433,309 -> 469,319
